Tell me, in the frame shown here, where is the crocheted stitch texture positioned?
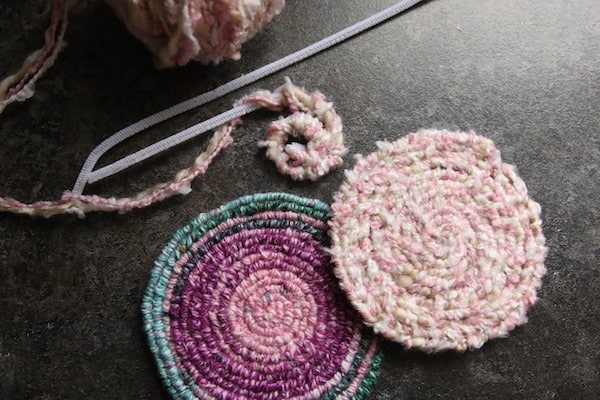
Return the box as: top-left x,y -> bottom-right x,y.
330,129 -> 548,352
143,193 -> 381,400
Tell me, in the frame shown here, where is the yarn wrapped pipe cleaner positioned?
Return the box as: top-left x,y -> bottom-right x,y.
0,79 -> 346,217
0,0 -> 426,217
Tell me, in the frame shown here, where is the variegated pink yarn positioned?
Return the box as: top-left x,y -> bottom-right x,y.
105,0 -> 286,67
329,129 -> 548,353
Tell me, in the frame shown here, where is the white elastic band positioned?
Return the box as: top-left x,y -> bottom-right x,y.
72,0 -> 425,195
86,103 -> 261,184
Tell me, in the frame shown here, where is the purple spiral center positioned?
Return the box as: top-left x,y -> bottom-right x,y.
169,220 -> 357,398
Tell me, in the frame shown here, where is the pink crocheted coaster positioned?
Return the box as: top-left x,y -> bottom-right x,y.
329,129 -> 548,352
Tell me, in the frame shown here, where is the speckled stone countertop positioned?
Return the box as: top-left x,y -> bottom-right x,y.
0,1 -> 598,399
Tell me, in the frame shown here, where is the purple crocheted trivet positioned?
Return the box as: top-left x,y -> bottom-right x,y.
143,193 -> 381,400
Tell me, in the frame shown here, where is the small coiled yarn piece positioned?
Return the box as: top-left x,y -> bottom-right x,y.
142,193 -> 381,400
105,0 -> 286,68
253,82 -> 346,180
329,129 -> 548,352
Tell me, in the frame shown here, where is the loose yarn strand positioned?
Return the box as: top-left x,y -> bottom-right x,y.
0,80 -> 345,217
0,0 -> 76,113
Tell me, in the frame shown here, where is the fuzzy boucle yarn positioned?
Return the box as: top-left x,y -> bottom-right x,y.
143,193 -> 381,400
329,129 -> 548,352
105,0 -> 286,68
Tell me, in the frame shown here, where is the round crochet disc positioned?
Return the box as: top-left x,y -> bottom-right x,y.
143,193 -> 381,400
330,129 -> 547,352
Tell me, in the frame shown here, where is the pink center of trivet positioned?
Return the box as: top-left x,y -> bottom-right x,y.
229,268 -> 317,356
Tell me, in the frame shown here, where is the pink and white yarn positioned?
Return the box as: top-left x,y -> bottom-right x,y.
105,0 -> 286,68
0,0 -> 75,114
252,82 -> 346,181
329,129 -> 548,352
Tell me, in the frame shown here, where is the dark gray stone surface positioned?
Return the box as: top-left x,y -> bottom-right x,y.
0,0 -> 598,399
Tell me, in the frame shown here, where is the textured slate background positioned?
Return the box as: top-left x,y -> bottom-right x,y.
0,0 -> 598,399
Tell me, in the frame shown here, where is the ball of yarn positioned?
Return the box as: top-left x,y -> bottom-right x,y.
329,129 -> 548,352
105,0 -> 285,68
143,193 -> 381,400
